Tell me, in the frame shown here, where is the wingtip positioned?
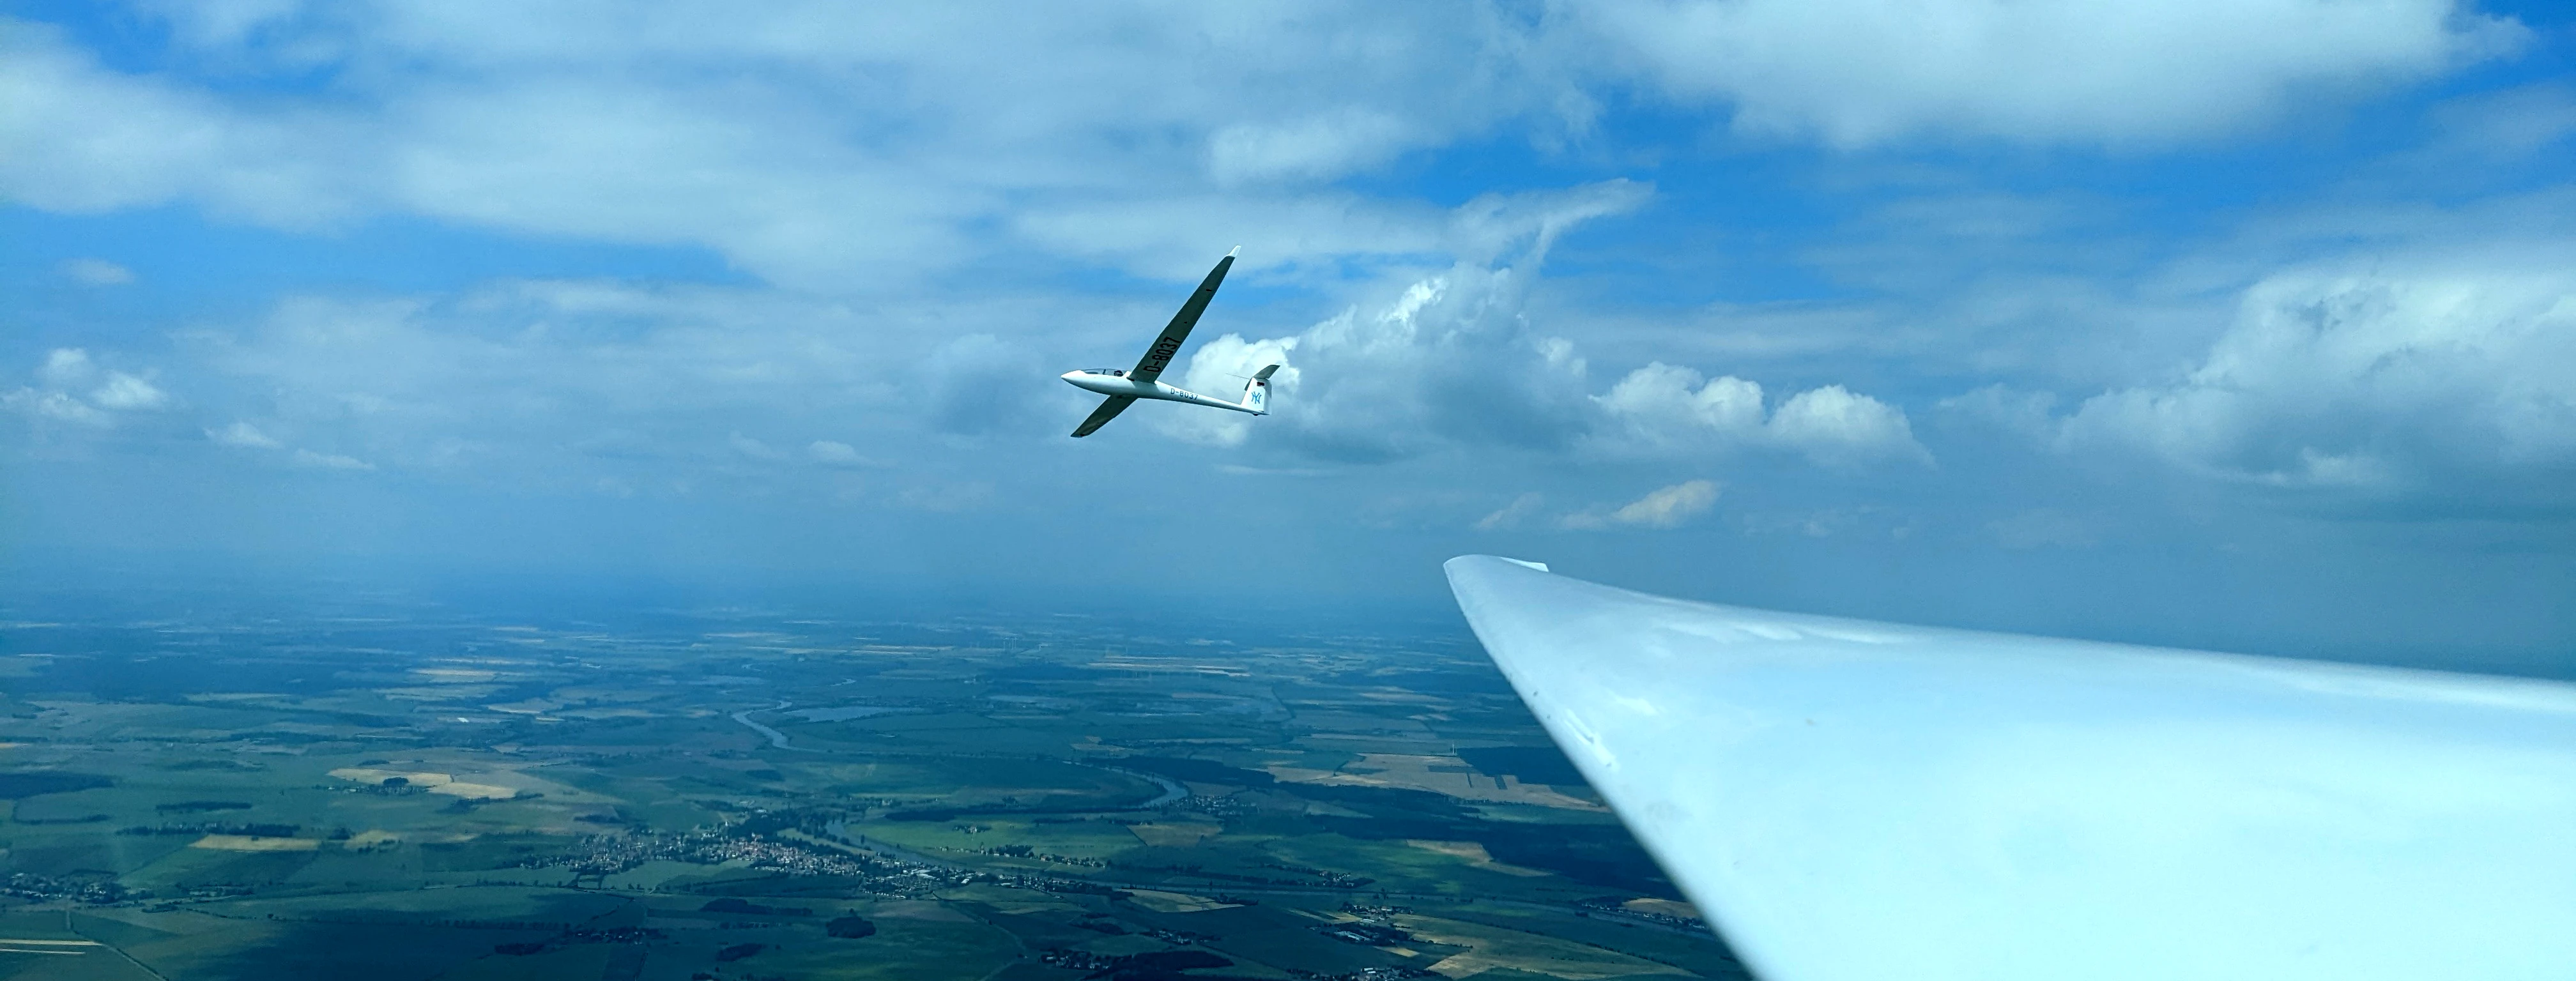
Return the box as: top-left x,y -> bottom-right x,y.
1226,246 -> 1240,258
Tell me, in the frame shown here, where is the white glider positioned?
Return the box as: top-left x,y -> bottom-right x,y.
1444,554 -> 2576,981
1062,248 -> 1280,438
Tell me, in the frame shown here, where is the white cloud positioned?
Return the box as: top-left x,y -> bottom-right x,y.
1208,109 -> 1415,185
0,4 -> 1591,289
1768,385 -> 1928,468
1563,480 -> 1720,530
1147,183 -> 1919,469
40,348 -> 95,388
59,257 -> 135,285
2057,255 -> 2576,503
0,0 -> 2531,313
4,348 -> 169,428
1581,0 -> 2524,146
3,388 -> 111,427
0,19 -> 366,226
181,282 -> 902,476
1593,363 -> 1931,468
208,421 -> 284,449
89,371 -> 169,410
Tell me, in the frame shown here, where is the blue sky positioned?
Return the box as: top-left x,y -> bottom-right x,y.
6,1 -> 2572,673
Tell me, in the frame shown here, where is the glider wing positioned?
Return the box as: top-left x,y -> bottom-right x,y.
1443,554 -> 2576,981
1070,396 -> 1136,437
1129,248 -> 1236,384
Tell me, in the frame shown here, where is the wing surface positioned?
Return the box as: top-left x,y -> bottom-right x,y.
1130,248 -> 1235,383
1443,554 -> 2576,981
1070,396 -> 1136,437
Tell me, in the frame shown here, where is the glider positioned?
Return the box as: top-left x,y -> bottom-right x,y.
1444,554 -> 2576,981
1062,248 -> 1279,437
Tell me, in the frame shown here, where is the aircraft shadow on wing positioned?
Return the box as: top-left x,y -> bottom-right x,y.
1062,248 -> 1280,437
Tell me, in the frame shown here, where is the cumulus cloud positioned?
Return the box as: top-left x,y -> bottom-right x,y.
2057,256 -> 2576,505
1593,363 -> 1931,468
1581,0 -> 2526,146
1165,263 -> 1613,459
1562,480 -> 1721,530
40,348 -> 95,389
1161,210 -> 1581,458
1154,183 -> 1922,469
88,371 -> 169,411
4,348 -> 168,428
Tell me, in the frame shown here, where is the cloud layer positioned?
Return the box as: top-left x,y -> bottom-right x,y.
2060,255 -> 2576,507
1582,0 -> 2523,146
3,1 -> 2533,294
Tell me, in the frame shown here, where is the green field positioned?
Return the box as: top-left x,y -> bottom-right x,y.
0,604 -> 1747,980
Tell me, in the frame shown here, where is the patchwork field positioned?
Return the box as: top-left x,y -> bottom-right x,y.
0,593 -> 1748,980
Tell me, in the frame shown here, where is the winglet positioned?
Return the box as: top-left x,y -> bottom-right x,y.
1227,245 -> 1240,258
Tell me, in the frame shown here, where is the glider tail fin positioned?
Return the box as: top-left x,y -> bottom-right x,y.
1241,364 -> 1280,415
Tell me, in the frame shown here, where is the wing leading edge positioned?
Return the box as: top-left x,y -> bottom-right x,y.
1443,554 -> 2576,981
1130,247 -> 1236,384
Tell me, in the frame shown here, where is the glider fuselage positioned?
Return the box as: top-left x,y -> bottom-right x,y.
1060,369 -> 1261,415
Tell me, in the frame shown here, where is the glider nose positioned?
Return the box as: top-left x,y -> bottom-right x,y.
1061,369 -> 1113,395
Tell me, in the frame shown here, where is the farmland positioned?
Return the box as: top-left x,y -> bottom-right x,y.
0,588 -> 1747,980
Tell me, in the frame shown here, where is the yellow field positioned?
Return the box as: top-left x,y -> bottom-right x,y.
1623,897 -> 1703,921
429,781 -> 520,800
1404,839 -> 1549,877
1401,915 -> 1689,980
1266,754 -> 1604,810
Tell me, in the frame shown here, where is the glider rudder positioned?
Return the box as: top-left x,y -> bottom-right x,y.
1241,364 -> 1280,414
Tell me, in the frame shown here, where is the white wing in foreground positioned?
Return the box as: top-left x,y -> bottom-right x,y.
1443,555 -> 2576,981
